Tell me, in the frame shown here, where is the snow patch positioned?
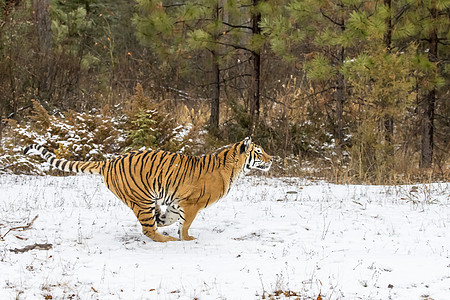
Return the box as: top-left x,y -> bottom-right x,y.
0,175 -> 449,299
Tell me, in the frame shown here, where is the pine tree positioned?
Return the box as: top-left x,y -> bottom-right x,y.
342,0 -> 419,177
412,0 -> 449,168
342,45 -> 418,180
360,0 -> 450,168
135,0 -> 283,135
286,0 -> 365,148
336,0 -> 448,173
135,0 -> 224,133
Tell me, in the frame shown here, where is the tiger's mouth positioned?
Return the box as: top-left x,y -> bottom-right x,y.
245,160 -> 272,172
255,162 -> 272,172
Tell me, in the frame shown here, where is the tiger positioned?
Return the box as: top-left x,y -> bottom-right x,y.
24,137 -> 273,242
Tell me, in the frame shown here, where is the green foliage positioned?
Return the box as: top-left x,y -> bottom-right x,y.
304,54 -> 336,81
342,44 -> 423,181
127,109 -> 158,150
123,83 -> 185,153
343,47 -> 417,109
187,29 -> 212,50
51,6 -> 90,45
260,14 -> 304,61
1,0 -> 449,181
135,0 -> 196,56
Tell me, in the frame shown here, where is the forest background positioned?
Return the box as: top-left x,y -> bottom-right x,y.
0,0 -> 449,184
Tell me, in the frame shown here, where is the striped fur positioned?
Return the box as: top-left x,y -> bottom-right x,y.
24,144 -> 103,174
24,137 -> 273,242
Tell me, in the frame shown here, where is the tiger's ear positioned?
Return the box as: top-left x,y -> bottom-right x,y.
239,137 -> 252,154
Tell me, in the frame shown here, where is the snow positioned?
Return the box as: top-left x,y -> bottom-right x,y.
0,175 -> 449,299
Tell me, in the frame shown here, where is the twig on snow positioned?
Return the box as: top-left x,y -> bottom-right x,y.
9,243 -> 53,253
0,215 -> 39,241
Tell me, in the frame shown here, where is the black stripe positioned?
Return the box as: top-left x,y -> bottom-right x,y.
164,154 -> 178,177
140,217 -> 154,222
206,154 -> 212,171
80,163 -> 90,172
117,154 -> 143,201
204,196 -> 211,208
179,156 -> 192,184
172,155 -> 188,187
148,150 -> 161,176
127,152 -> 151,199
154,152 -> 169,172
223,149 -> 229,166
139,151 -> 153,196
108,158 -> 128,201
211,154 -> 216,171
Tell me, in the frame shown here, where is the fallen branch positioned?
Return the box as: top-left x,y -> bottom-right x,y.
0,215 -> 39,241
9,243 -> 53,253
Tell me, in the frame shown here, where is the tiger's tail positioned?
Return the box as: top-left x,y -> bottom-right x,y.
24,144 -> 104,174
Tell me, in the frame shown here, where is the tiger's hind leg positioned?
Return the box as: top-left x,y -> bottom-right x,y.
102,166 -> 177,242
131,201 -> 178,242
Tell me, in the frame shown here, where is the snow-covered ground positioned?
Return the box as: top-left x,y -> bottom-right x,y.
0,175 -> 449,299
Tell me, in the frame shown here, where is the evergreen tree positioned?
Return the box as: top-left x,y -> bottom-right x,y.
410,0 -> 449,168
342,0 -> 420,177
135,0 -> 284,134
135,0 -> 224,133
351,0 -> 450,168
286,0 -> 364,147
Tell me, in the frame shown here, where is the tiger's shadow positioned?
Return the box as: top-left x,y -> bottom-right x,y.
116,224 -> 179,245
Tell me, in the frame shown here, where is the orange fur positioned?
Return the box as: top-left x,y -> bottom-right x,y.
24,137 -> 272,242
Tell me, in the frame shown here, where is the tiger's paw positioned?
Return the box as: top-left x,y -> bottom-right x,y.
144,230 -> 177,243
182,235 -> 196,241
160,235 -> 178,242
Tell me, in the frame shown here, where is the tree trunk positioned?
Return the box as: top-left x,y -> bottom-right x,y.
210,50 -> 220,133
209,2 -> 222,134
249,0 -> 261,135
32,0 -> 53,102
383,0 -> 394,143
335,46 -> 345,147
384,118 -> 394,143
0,113 -> 3,148
421,89 -> 436,168
420,3 -> 438,168
383,0 -> 392,52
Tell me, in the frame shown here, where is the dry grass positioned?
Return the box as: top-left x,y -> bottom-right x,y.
1,85 -> 448,184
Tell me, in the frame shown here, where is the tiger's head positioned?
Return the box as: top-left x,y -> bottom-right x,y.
238,137 -> 273,173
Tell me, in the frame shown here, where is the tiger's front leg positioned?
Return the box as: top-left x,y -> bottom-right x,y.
178,201 -> 201,241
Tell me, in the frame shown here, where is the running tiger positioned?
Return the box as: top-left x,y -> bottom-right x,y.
24,137 -> 272,242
